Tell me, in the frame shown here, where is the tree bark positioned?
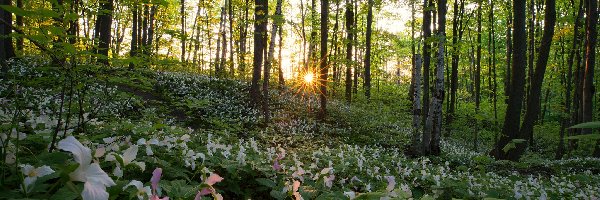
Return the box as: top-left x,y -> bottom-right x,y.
263,0 -> 283,123
423,0 -> 446,156
492,0 -> 527,161
95,0 -> 114,65
421,0 -> 433,128
582,0 -> 598,156
364,0 -> 373,99
0,0 -> 16,71
250,0 -> 268,105
516,0 -> 556,160
318,0 -> 329,120
344,0 -> 354,103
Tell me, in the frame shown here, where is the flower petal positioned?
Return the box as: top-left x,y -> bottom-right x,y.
151,168 -> 162,191
58,136 -> 92,166
20,164 -> 34,176
123,180 -> 144,191
206,173 -> 224,186
82,181 -> 109,200
23,176 -> 37,187
122,145 -> 138,165
36,165 -> 55,177
86,163 -> 116,187
137,138 -> 146,145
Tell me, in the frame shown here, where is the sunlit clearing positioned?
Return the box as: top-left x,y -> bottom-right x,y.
303,73 -> 314,84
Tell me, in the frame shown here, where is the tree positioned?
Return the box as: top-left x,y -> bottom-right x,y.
447,0 -> 465,130
0,0 -> 16,72
423,0 -> 446,156
492,0 -> 527,161
421,0 -> 433,127
263,0 -> 283,123
364,0 -> 373,99
318,0 -> 329,120
250,0 -> 268,105
582,0 -> 598,156
344,0 -> 354,103
95,0 -> 114,65
516,0 -> 556,160
129,1 -> 139,70
181,0 -> 186,63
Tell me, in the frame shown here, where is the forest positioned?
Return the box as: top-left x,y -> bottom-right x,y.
0,0 -> 599,199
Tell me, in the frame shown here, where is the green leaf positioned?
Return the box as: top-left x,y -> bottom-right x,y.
569,121 -> 600,129
256,178 -> 276,188
0,5 -> 30,16
565,134 -> 600,140
50,186 -> 79,200
502,139 -> 526,153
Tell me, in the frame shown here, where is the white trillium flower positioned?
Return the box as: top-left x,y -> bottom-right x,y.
20,164 -> 54,188
58,136 -> 116,200
106,145 -> 145,171
123,180 -> 151,200
137,138 -> 159,156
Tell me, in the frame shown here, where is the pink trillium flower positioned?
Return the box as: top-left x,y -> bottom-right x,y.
194,173 -> 224,200
150,168 -> 169,200
273,152 -> 285,171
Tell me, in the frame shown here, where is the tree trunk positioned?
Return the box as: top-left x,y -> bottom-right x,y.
15,0 -> 22,52
583,0 -> 598,156
129,1 -> 138,70
318,0 -> 329,120
505,5 -> 512,100
516,0 -> 556,160
229,0 -> 235,77
263,0 -> 283,123
364,0 -> 373,99
181,0 -> 186,63
421,0 -> 433,128
344,0 -> 354,103
95,0 -> 114,66
475,0 -> 482,112
411,54 -> 423,156
423,0 -> 446,156
492,0 -> 527,161
582,0 -> 597,130
0,0 -> 16,72
448,0 -> 464,128
278,27 -> 284,89
238,0 -> 249,78
250,0 -> 268,105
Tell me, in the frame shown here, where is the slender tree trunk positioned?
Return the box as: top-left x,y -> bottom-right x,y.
505,5 -> 512,100
129,1 -> 138,70
181,0 -> 186,63
448,0 -> 464,129
318,0 -> 329,120
15,0 -> 22,52
229,0 -> 235,77
475,0 -> 482,110
526,0 -> 535,108
421,0 -> 433,132
565,0 -> 584,154
263,0 -> 283,123
308,0 -> 317,69
364,0 -> 373,99
250,0 -> 268,105
582,0 -> 598,156
278,27 -> 284,89
238,0 -> 249,78
344,0 -> 354,103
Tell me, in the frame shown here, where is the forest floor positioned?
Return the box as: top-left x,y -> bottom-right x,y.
1,58 -> 599,199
